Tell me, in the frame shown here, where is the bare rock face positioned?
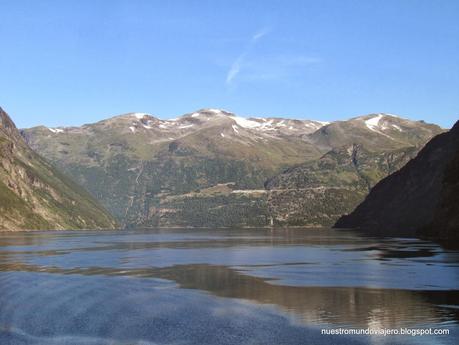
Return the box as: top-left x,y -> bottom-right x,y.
335,121 -> 459,240
0,107 -> 117,231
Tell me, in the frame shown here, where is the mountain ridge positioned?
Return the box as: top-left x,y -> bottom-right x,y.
22,109 -> 444,228
25,109 -> 443,133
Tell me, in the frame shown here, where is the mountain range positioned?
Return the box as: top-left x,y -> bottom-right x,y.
22,108 -> 443,228
0,107 -> 117,230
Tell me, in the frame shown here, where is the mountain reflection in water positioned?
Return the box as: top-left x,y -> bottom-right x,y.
0,228 -> 458,345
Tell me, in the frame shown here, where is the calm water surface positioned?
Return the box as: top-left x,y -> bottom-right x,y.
0,228 -> 458,345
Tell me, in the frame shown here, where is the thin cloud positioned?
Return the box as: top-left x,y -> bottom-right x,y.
252,28 -> 269,42
226,53 -> 245,85
227,53 -> 321,85
225,28 -> 269,86
225,28 -> 320,86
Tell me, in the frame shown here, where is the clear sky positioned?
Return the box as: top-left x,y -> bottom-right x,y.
1,0 -> 458,128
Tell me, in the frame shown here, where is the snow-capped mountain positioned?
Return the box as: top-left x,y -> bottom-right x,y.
48,108 -> 327,140
22,109 -> 444,228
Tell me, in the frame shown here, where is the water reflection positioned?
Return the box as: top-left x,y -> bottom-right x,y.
11,262 -> 459,327
0,229 -> 458,344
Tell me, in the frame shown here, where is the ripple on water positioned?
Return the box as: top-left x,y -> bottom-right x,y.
0,228 -> 458,345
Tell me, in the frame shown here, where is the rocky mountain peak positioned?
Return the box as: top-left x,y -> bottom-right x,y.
108,112 -> 159,123
190,108 -> 233,116
1,107 -> 18,132
0,107 -> 27,146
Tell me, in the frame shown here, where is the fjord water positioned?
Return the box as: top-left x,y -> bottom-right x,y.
0,229 -> 458,345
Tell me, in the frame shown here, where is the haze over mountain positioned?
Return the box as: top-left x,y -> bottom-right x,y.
22,109 -> 443,228
0,108 -> 117,231
335,120 -> 459,240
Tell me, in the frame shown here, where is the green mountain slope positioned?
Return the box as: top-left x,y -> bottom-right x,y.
22,110 -> 443,228
0,107 -> 117,231
265,144 -> 421,226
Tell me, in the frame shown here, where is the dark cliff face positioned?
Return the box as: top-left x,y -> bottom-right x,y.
423,149 -> 459,240
0,107 -> 118,231
335,121 -> 459,239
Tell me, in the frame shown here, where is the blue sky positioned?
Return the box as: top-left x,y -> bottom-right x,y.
0,0 -> 458,128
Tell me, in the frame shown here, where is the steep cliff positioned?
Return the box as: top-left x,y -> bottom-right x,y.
0,107 -> 117,231
422,148 -> 459,239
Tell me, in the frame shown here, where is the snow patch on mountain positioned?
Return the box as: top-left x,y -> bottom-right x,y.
304,122 -> 321,129
132,113 -> 151,119
48,128 -> 64,133
230,116 -> 262,129
207,109 -> 223,114
365,114 -> 384,132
